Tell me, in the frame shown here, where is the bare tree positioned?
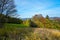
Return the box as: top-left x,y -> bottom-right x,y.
0,0 -> 17,28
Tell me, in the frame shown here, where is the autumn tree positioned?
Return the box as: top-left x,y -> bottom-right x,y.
31,14 -> 45,27
0,0 -> 17,27
29,19 -> 37,27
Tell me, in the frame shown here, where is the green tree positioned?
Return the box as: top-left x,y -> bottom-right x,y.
46,15 -> 49,19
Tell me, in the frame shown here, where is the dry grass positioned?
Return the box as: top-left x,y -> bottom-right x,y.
0,28 -> 60,40
34,28 -> 60,40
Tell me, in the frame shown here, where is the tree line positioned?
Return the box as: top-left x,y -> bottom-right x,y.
0,0 -> 23,28
23,14 -> 60,29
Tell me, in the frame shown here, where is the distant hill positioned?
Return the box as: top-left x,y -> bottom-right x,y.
50,17 -> 60,21
21,17 -> 60,22
21,18 -> 31,21
50,17 -> 60,19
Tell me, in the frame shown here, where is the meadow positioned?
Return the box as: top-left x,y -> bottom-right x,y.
0,28 -> 60,40
0,0 -> 60,40
4,23 -> 28,28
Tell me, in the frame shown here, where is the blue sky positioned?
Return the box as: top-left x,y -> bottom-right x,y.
14,0 -> 60,18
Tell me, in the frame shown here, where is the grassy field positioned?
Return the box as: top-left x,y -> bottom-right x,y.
0,28 -> 60,40
0,23 -> 60,40
4,23 -> 29,28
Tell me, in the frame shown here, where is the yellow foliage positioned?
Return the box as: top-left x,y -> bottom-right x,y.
23,19 -> 30,27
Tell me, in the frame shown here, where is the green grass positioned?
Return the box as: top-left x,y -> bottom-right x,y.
4,23 -> 29,28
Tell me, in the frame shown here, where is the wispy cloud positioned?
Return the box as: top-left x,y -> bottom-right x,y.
14,0 -> 60,18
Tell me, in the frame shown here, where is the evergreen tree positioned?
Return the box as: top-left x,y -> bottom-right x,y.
46,15 -> 49,19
